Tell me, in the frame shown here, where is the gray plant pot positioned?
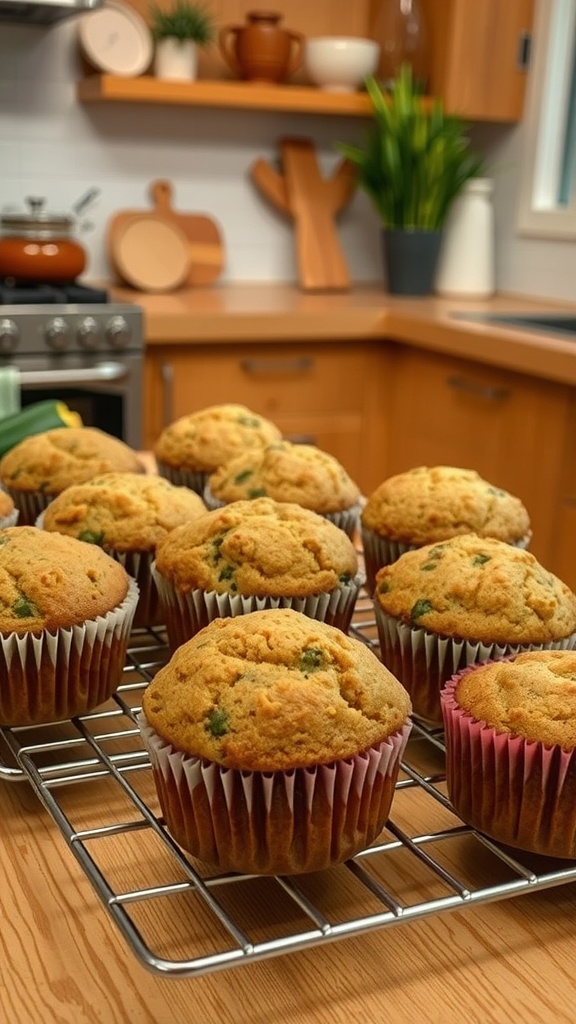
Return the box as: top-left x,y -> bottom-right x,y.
382,228 -> 444,295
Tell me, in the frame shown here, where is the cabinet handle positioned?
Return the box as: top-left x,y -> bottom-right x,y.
160,362 -> 174,427
447,375 -> 510,402
517,31 -> 531,71
240,356 -> 314,374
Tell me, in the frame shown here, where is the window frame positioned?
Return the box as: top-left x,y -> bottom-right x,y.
517,0 -> 576,239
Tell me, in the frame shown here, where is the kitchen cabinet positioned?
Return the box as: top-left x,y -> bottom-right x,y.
418,0 -> 534,122
78,0 -> 533,122
383,344 -> 572,577
144,339 -> 392,494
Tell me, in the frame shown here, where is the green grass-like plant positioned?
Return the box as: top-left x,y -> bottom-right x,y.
149,0 -> 216,43
338,64 -> 485,231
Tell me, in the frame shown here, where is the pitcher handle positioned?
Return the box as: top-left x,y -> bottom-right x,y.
219,25 -> 241,76
286,30 -> 304,77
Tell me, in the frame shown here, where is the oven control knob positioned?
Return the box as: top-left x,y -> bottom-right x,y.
76,316 -> 100,350
45,317 -> 71,351
0,318 -> 19,353
106,315 -> 131,350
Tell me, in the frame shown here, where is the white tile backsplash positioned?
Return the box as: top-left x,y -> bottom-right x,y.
0,19 -> 574,298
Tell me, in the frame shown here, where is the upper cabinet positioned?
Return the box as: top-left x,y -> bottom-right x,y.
417,0 -> 535,122
77,0 -> 534,123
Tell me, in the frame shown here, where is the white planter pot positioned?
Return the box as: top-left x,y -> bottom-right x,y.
154,38 -> 198,81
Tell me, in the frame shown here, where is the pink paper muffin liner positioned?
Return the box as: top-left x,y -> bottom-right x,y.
374,603 -> 576,725
203,484 -> 362,540
0,575 -> 139,727
152,562 -> 365,650
138,712 -> 412,875
156,460 -> 207,497
441,665 -> 576,858
362,527 -> 532,596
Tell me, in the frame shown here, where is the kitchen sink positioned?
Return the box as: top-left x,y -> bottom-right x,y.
452,311 -> 576,337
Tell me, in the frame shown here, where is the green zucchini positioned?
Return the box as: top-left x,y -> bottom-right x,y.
0,400 -> 83,458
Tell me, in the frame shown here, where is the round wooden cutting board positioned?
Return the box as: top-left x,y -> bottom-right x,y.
109,213 -> 190,293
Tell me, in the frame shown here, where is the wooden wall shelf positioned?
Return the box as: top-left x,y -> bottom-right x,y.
77,75 -> 374,117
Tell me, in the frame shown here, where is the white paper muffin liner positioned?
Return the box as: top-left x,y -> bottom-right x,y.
0,507 -> 18,529
152,562 -> 365,650
441,665 -> 576,858
374,603 -> 576,725
362,526 -> 532,596
203,484 -> 362,540
138,712 -> 412,874
156,460 -> 207,497
0,575 -> 139,727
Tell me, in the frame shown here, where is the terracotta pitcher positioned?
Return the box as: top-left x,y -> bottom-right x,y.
219,10 -> 304,84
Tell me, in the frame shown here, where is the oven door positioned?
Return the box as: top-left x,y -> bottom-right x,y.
8,351 -> 143,449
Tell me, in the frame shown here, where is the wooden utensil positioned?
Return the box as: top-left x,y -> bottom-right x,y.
148,179 -> 225,286
250,137 -> 357,292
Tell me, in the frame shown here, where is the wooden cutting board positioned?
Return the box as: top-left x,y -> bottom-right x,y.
109,214 -> 190,293
107,180 -> 225,289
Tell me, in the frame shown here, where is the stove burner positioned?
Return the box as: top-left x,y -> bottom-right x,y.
0,281 -> 109,305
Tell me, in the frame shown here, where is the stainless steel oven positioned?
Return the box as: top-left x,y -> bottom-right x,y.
0,298 -> 144,449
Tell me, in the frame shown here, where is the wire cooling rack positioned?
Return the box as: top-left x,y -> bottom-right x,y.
3,594 -> 576,979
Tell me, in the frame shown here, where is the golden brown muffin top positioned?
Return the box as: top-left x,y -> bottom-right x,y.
42,471 -> 207,553
154,497 -> 359,597
361,465 -> 531,545
208,440 -> 361,514
375,532 -> 576,645
455,650 -> 576,749
0,427 -> 144,495
142,608 -> 411,771
153,403 -> 282,473
0,525 -> 130,634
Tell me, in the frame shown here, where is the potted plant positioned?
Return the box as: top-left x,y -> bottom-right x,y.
149,0 -> 216,82
338,64 -> 485,294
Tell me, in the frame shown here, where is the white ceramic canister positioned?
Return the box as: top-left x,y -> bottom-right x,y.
435,178 -> 495,298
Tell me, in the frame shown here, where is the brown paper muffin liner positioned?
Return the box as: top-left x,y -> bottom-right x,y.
441,666 -> 576,858
374,604 -> 576,725
156,460 -> 207,497
3,486 -> 52,526
0,576 -> 139,727
362,527 -> 532,596
152,562 -> 365,650
203,484 -> 362,540
138,712 -> 412,875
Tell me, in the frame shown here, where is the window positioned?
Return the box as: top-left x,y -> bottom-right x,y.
518,0 -> 576,238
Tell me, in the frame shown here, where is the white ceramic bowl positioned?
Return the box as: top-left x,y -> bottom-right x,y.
304,37 -> 380,93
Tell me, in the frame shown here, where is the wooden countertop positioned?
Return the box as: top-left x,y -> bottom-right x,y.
3,747 -> 576,1024
110,281 -> 576,387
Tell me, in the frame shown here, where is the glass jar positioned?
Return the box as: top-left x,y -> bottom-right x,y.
368,0 -> 430,92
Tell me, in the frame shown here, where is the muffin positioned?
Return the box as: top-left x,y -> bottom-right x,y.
441,650 -> 576,858
0,489 -> 18,528
40,472 -> 207,629
139,607 -> 412,875
154,403 -> 282,495
205,440 -> 362,539
373,532 -> 576,724
361,466 -> 532,593
152,496 -> 364,649
0,526 -> 139,726
0,426 -> 145,525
